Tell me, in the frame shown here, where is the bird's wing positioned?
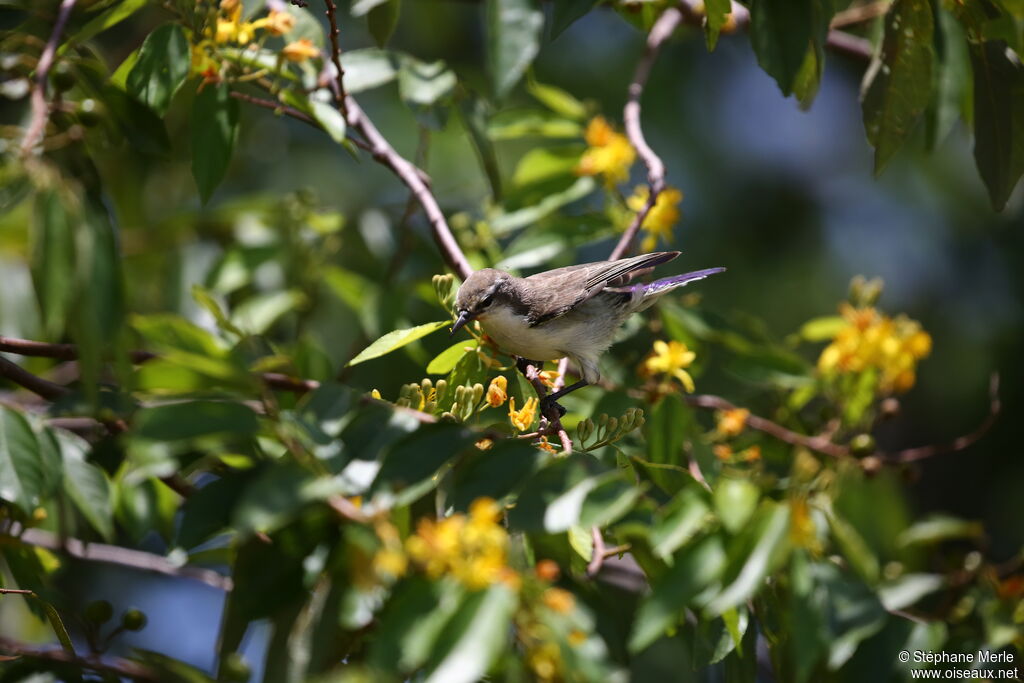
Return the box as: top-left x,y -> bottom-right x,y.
524,251 -> 680,326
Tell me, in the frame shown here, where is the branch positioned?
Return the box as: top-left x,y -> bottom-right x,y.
0,356 -> 70,401
20,0 -> 77,156
15,527 -> 233,591
0,636 -> 157,682
831,1 -> 891,29
517,360 -> 572,454
608,5 -> 684,261
320,1 -> 473,280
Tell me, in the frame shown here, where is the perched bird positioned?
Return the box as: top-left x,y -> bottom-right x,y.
451,251 -> 724,409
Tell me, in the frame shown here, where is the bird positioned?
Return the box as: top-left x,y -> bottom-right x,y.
451,251 -> 724,412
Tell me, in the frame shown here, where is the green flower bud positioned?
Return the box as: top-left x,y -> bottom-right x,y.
84,599 -> 113,625
121,608 -> 147,631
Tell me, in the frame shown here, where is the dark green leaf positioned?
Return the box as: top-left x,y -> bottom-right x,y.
30,191 -> 74,339
749,0 -> 814,95
0,406 -> 43,514
192,85 -> 240,203
126,23 -> 190,115
177,473 -> 253,548
971,40 -> 1024,210
861,0 -> 935,175
63,0 -> 149,52
369,578 -> 465,672
925,9 -> 971,149
629,535 -> 728,653
705,0 -> 733,50
650,486 -> 713,560
450,439 -> 543,511
370,423 -> 472,505
487,0 -> 543,98
368,0 -> 401,48
133,401 -> 260,441
827,510 -> 880,584
645,393 -> 691,470
57,430 -> 114,540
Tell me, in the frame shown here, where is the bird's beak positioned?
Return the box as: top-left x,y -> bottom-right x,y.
450,309 -> 475,337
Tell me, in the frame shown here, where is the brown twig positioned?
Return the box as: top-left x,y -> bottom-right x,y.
608,5 -> 684,261
517,360 -> 572,454
14,527 -> 232,591
0,636 -> 157,682
320,1 -> 472,280
587,526 -> 606,576
20,0 -> 77,156
0,356 -> 71,401
830,1 -> 891,29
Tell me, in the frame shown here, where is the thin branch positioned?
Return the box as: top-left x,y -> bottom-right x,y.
0,636 -> 157,682
609,5 -> 684,261
883,373 -> 1001,464
586,526 -> 606,577
320,1 -> 472,280
20,0 -> 77,156
15,527 -> 232,591
517,360 -> 572,454
831,1 -> 891,29
0,356 -> 70,401
229,91 -> 316,125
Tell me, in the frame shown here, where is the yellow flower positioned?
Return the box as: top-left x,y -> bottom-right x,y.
576,116 -> 635,185
536,436 -> 557,453
372,548 -> 407,578
509,396 -> 539,432
538,370 -> 560,388
282,38 -> 319,63
486,375 -> 508,407
741,445 -> 761,462
370,389 -> 382,400
542,587 -> 576,614
716,408 -> 749,437
713,444 -> 732,461
817,300 -> 932,394
215,18 -> 237,43
475,437 -> 494,451
220,0 -> 241,14
252,9 -> 295,36
535,559 -> 561,582
788,497 -> 821,553
404,498 -> 514,590
643,339 -> 696,392
626,185 -> 683,252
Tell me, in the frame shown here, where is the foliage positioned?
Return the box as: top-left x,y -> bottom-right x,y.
0,0 -> 1021,681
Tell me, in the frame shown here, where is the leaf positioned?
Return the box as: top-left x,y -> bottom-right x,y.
861,0 -> 935,175
526,79 -> 587,120
423,584 -> 518,683
971,40 -> 1024,210
487,0 -> 543,98
568,525 -> 594,562
369,578 -> 465,673
488,109 -> 583,140
629,535 -> 728,653
426,340 -> 478,375
311,98 -> 347,144
705,0 -> 733,50
134,401 -> 260,441
346,320 -> 449,366
878,573 -> 944,611
370,423 -> 472,506
798,315 -> 845,341
368,0 -> 401,47
341,48 -> 400,92
56,430 -> 114,541
827,511 -> 880,584
30,191 -> 74,339
550,0 -> 598,38
399,57 -> 457,106
925,9 -> 971,149
579,473 -> 641,528
704,501 -> 791,615
126,24 -> 190,116
0,407 -> 42,515
192,85 -> 240,203
713,477 -> 760,534
231,290 -> 306,334
62,0 -> 149,52
645,393 -> 691,469
749,0 -> 814,95
490,176 -> 594,237
651,486 -> 713,560
351,0 -> 389,15
896,513 -> 984,547
511,145 -> 584,188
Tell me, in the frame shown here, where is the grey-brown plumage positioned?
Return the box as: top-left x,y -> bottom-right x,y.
452,251 -> 725,407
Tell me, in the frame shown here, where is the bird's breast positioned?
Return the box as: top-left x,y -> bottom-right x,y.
478,306 -> 570,361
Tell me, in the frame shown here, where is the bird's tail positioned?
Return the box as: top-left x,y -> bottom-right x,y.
628,267 -> 726,310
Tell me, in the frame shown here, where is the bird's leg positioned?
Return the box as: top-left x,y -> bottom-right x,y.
539,380 -> 588,417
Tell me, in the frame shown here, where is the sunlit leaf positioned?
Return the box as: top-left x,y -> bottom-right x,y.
0,406 -> 43,515
347,320 -> 449,366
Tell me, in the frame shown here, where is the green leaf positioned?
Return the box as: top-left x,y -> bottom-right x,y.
62,0 -> 149,53
925,9 -> 971,149
798,315 -> 845,341
368,0 -> 401,47
426,340 -> 478,375
351,0 -> 389,15
550,0 -> 598,38
488,109 -> 583,140
310,99 -> 347,144
861,0 -> 935,175
370,423 -> 472,506
579,473 -> 642,528
970,40 -> 1024,210
134,401 -> 260,441
490,176 -> 594,237
705,0 -> 733,50
177,473 -> 252,549
511,145 -> 583,187
713,477 -> 760,534
526,78 -> 587,120
568,525 -> 594,561
896,513 -> 984,547
827,510 -> 880,584
341,48 -> 400,92
629,535 -> 728,653
645,393 -> 691,469
651,486 -> 713,560
346,320 -> 449,366
704,501 -> 791,615
231,290 -> 306,334
878,573 -> 944,611
56,430 -> 114,541
370,578 -> 465,673
399,57 -> 457,106
126,24 -> 190,116
450,440 -> 543,511
31,191 -> 74,339
192,85 -> 240,203
0,406 -> 42,515
423,584 -> 518,683
487,0 -> 543,98
749,0 -> 814,95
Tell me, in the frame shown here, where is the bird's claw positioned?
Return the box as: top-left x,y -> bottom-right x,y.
540,395 -> 567,418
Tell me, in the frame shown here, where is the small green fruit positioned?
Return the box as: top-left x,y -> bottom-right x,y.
84,599 -> 113,625
121,608 -> 148,631
850,433 -> 876,456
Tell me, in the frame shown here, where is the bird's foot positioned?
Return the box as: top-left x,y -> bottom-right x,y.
540,394 -> 567,418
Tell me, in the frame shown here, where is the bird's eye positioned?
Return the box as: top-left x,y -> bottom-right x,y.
480,294 -> 494,308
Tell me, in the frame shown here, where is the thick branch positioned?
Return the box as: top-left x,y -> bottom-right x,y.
609,5 -> 684,261
0,636 -> 157,682
20,0 -> 78,156
14,527 -> 232,591
0,356 -> 71,401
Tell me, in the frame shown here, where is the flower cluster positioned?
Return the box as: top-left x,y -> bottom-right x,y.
575,116 -> 635,184
818,302 -> 932,394
625,184 -> 684,251
403,498 -> 516,590
641,339 -> 697,392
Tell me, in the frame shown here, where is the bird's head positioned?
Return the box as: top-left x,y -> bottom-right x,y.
451,268 -> 508,336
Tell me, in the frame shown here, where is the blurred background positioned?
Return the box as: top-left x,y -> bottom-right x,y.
1,1 -> 1021,678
